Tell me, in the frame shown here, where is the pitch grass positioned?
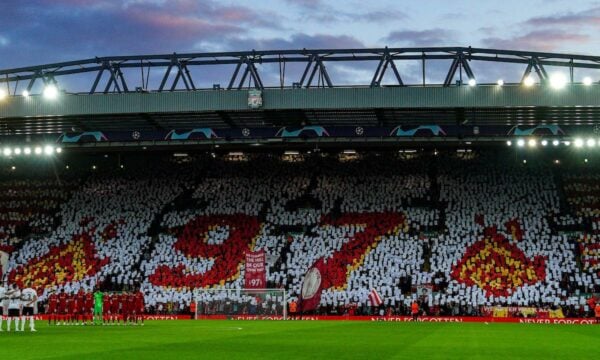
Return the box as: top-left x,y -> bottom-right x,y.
1,320 -> 599,360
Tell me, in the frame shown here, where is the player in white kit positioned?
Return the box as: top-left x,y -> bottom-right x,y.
6,284 -> 22,331
0,284 -> 6,331
21,287 -> 38,332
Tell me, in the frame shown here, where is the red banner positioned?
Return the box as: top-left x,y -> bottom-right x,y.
300,258 -> 326,312
196,314 -> 597,324
244,250 -> 266,289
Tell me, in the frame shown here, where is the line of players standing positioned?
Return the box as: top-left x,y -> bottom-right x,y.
0,283 -> 38,332
47,290 -> 145,326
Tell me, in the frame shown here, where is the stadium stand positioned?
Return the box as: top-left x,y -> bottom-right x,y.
3,152 -> 599,317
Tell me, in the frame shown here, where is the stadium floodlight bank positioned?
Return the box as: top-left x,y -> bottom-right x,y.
193,288 -> 288,320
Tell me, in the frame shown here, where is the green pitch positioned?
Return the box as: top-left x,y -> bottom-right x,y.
1,320 -> 599,359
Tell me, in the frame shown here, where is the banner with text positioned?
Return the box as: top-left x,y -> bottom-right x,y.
245,250 -> 267,289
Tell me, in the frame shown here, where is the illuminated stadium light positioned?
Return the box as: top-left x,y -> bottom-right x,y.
528,139 -> 537,147
517,139 -> 525,147
343,150 -> 357,154
13,147 -> 21,155
585,158 -> 589,163
0,89 -> 7,100
92,165 -> 97,170
120,165 -> 124,169
284,151 -> 300,155
497,79 -> 504,86
583,77 -> 593,86
23,147 -> 31,155
43,84 -> 59,100
564,141 -> 571,146
541,140 -> 548,146
587,138 -> 596,147
56,147 -> 62,154
523,159 -> 527,164
549,73 -> 567,89
34,146 -> 42,155
468,78 -> 476,86
11,166 -> 15,171
574,138 -> 584,148
22,90 -> 30,97
44,145 -> 54,155
65,165 -> 69,169
554,159 -> 560,164
506,140 -> 512,146
552,140 -> 560,146
3,148 -> 12,156
523,76 -> 535,87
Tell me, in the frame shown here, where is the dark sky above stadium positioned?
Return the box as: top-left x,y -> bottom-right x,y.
0,0 -> 599,86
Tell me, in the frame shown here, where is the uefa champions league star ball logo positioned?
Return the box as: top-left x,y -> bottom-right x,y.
355,126 -> 364,136
301,267 -> 322,299
242,128 -> 251,137
132,131 -> 141,140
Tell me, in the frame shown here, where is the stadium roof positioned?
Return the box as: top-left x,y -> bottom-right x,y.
0,47 -> 599,137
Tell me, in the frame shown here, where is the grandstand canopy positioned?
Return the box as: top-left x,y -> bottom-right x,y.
0,47 -> 599,147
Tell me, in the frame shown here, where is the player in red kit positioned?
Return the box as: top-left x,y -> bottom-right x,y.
135,291 -> 145,325
57,290 -> 68,325
84,292 -> 93,325
102,293 -> 111,325
47,292 -> 58,325
69,294 -> 79,325
111,294 -> 121,324
76,291 -> 86,325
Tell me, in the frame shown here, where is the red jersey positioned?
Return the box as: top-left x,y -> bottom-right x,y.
69,296 -> 79,313
77,293 -> 86,313
126,294 -> 135,313
103,295 -> 111,314
135,293 -> 144,313
85,293 -> 93,313
47,294 -> 58,313
58,293 -> 68,312
110,295 -> 120,314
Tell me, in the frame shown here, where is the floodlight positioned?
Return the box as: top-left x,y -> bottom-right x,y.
34,146 -> 42,155
3,148 -> 11,156
574,138 -> 584,148
497,79 -> 504,86
523,76 -> 535,87
468,78 -> 476,87
24,147 -> 31,155
44,145 -> 54,155
552,140 -> 560,146
541,140 -> 548,146
583,77 -> 593,86
43,84 -> 58,100
517,139 -> 525,147
13,148 -> 21,155
528,139 -> 537,147
506,140 -> 512,146
549,73 -> 567,89
22,90 -> 30,97
587,138 -> 596,147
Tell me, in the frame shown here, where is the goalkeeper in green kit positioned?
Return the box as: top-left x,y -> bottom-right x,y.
93,289 -> 104,325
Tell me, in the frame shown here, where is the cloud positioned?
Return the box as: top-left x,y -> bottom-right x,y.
523,7 -> 600,27
384,29 -> 458,46
481,30 -> 590,52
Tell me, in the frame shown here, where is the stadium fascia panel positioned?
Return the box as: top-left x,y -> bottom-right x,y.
2,86 -> 600,119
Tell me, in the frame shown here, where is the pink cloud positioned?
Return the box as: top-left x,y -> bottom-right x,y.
482,30 -> 590,52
